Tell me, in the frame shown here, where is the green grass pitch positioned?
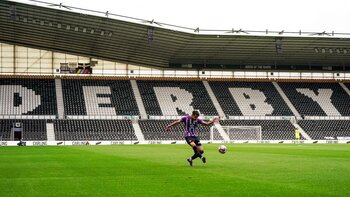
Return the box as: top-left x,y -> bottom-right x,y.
0,144 -> 349,196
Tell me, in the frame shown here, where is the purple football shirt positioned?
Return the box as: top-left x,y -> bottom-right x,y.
180,115 -> 203,137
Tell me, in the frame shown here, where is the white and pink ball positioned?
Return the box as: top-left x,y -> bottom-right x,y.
218,145 -> 227,154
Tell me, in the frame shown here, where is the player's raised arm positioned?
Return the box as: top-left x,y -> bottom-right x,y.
165,119 -> 181,131
201,117 -> 220,126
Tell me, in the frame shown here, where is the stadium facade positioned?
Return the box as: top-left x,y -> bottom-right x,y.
0,0 -> 350,146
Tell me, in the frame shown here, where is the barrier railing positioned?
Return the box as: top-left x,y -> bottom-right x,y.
65,115 -> 140,120
0,115 -> 56,119
228,116 -> 294,120
148,115 -> 220,120
304,116 -> 350,120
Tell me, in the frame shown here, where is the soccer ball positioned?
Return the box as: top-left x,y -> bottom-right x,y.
218,145 -> 227,154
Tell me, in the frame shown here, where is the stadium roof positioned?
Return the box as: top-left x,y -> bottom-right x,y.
1,0 -> 350,69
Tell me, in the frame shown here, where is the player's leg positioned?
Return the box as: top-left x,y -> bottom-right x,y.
195,141 -> 206,163
191,138 -> 206,162
189,141 -> 200,160
186,137 -> 206,166
185,137 -> 198,166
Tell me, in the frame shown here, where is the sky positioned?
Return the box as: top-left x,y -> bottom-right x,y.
16,0 -> 350,33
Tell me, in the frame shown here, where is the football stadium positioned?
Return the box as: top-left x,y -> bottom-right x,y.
1,0 -> 350,196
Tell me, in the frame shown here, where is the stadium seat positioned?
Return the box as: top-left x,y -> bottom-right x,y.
137,80 -> 218,116
279,82 -> 350,116
209,81 -> 293,116
298,120 -> 350,140
0,78 -> 57,115
62,79 -> 139,116
220,120 -> 297,140
0,119 -> 47,141
138,120 -> 222,140
54,119 -> 137,140
1,77 -> 350,142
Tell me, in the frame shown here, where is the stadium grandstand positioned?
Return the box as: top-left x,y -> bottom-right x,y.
0,0 -> 350,146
